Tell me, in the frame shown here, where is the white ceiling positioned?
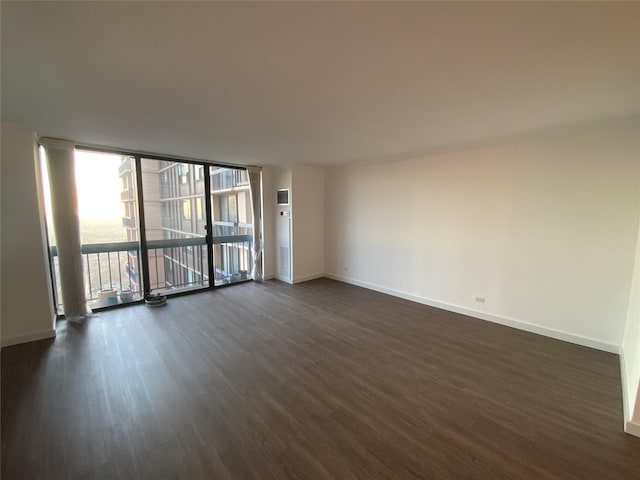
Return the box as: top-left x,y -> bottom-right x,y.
2,2 -> 639,166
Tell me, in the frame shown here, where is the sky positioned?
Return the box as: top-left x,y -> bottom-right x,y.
41,148 -> 125,221
74,150 -> 124,220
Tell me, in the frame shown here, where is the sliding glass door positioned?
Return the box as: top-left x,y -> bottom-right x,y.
139,158 -> 211,295
138,161 -> 255,293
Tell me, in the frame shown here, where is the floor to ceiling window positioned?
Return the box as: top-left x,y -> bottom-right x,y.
42,148 -> 255,314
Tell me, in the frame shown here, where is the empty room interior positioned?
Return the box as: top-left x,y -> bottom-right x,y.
2,2 -> 640,479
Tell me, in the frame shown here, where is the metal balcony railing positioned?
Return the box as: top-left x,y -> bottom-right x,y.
49,234 -> 253,312
211,221 -> 253,237
49,241 -> 143,311
210,169 -> 249,191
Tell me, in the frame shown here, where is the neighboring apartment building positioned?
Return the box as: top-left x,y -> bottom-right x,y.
119,157 -> 253,295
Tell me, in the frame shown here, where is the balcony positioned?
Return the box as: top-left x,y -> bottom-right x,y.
120,189 -> 135,201
122,216 -> 137,229
118,157 -> 133,175
48,234 -> 253,312
212,234 -> 253,286
49,241 -> 144,311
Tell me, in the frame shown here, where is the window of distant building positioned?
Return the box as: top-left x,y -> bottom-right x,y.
180,164 -> 188,184
219,194 -> 238,223
196,197 -> 204,221
219,196 -> 228,222
196,165 -> 204,181
182,199 -> 191,220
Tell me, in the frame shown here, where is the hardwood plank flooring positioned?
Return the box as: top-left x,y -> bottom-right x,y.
2,278 -> 639,479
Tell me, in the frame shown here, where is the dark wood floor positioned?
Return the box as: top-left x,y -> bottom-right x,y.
2,278 -> 639,479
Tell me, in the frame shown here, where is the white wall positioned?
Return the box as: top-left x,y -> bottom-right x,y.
621,161 -> 640,436
261,166 -> 277,279
263,165 -> 325,283
291,166 -> 325,283
1,123 -> 56,346
325,117 -> 640,352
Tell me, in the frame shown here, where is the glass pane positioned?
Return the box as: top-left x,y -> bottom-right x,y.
141,159 -> 209,294
45,150 -> 144,313
210,167 -> 253,286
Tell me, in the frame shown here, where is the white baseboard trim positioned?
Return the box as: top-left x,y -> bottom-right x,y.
1,328 -> 56,348
271,273 -> 324,284
293,273 -> 325,284
275,274 -> 293,284
625,420 -> 640,437
326,273 -> 620,354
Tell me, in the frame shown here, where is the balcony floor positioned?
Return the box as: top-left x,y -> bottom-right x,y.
2,278 -> 639,479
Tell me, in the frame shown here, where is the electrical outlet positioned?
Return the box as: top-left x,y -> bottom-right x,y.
475,296 -> 486,304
